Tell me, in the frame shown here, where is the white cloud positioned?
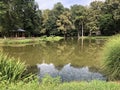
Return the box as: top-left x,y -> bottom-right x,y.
35,0 -> 59,10
35,0 -> 105,10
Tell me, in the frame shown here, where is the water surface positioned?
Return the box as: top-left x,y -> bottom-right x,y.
37,63 -> 106,82
1,39 -> 105,68
0,38 -> 106,81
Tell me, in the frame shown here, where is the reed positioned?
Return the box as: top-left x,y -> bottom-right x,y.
0,53 -> 26,82
102,35 -> 120,80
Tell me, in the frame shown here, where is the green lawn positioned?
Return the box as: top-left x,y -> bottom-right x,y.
0,36 -> 64,44
83,36 -> 111,39
1,80 -> 120,90
0,36 -> 111,45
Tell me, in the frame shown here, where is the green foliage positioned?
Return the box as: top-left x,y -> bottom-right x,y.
0,68 -> 119,90
56,10 -> 73,38
57,80 -> 120,90
53,2 -> 65,16
42,10 -> 57,36
102,35 -> 120,80
41,75 -> 61,87
86,1 -> 103,36
40,36 -> 64,41
0,0 -> 42,36
1,36 -> 63,44
1,0 -> 120,37
0,53 -> 26,82
99,14 -> 115,35
3,38 -> 40,44
0,78 -> 120,90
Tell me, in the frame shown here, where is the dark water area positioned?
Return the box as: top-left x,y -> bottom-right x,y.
0,38 -> 106,81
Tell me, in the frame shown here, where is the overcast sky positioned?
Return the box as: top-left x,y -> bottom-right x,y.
35,0 -> 105,10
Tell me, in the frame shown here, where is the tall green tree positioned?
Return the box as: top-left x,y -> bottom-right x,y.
42,2 -> 65,36
42,9 -> 57,36
52,2 -> 65,17
0,1 -> 6,33
0,0 -> 42,37
99,14 -> 115,35
101,0 -> 120,34
71,5 -> 86,39
20,0 -> 41,36
86,1 -> 104,36
0,0 -> 15,36
56,10 -> 72,38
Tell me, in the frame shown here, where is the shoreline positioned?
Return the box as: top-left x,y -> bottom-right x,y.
0,36 -> 64,45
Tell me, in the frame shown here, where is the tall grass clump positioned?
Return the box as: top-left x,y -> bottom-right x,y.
0,53 -> 26,82
102,35 -> 120,80
41,75 -> 61,86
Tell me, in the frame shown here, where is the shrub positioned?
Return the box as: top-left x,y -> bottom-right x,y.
102,35 -> 120,80
0,53 -> 26,82
41,75 -> 61,87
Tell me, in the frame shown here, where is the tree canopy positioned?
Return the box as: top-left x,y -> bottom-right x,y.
0,0 -> 120,37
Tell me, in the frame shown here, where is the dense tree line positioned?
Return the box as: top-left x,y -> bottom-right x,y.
0,0 -> 120,38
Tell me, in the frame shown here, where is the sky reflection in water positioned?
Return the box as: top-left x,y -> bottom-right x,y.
37,63 -> 106,82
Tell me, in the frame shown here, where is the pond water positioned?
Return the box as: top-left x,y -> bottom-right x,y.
37,63 -> 106,82
0,38 -> 106,81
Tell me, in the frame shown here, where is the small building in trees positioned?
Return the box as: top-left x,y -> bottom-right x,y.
11,28 -> 25,37
90,31 -> 101,36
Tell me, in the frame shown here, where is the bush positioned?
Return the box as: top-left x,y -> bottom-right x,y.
0,53 -> 26,82
102,35 -> 120,80
41,75 -> 61,87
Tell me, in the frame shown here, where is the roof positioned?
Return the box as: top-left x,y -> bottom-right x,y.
17,28 -> 25,32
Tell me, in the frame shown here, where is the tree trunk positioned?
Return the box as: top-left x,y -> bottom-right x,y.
89,30 -> 92,36
78,29 -> 80,40
81,22 -> 84,38
64,31 -> 67,40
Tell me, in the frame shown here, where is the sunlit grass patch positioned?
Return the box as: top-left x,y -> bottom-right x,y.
1,36 -> 63,44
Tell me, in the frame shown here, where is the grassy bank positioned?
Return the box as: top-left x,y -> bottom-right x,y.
0,36 -> 63,44
0,36 -> 111,45
83,36 -> 111,39
0,52 -> 119,90
0,36 -> 111,44
0,36 -> 120,90
0,79 -> 120,90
